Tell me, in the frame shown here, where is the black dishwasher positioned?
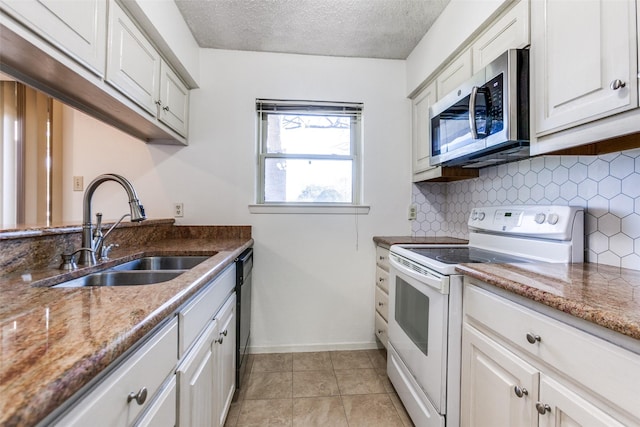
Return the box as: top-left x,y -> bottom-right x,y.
235,248 -> 253,390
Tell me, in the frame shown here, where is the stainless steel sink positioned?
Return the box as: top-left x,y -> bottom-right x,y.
110,255 -> 211,271
54,271 -> 184,288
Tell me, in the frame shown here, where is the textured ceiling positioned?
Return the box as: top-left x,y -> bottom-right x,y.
174,0 -> 451,60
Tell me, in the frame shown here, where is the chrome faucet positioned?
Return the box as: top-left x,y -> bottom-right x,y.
77,174 -> 146,266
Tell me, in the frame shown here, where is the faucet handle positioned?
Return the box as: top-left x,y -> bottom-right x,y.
94,213 -> 103,238
100,243 -> 119,261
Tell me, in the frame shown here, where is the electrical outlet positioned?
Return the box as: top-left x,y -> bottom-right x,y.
73,176 -> 83,191
174,202 -> 184,218
408,204 -> 417,220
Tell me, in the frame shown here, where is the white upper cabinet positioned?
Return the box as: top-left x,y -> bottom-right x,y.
106,0 -> 161,116
531,0 -> 638,136
412,82 -> 437,178
106,0 -> 189,137
0,0 -> 107,76
471,0 -> 530,73
436,49 -> 472,99
159,61 -> 189,138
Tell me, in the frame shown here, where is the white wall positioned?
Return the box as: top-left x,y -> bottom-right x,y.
62,49 -> 412,352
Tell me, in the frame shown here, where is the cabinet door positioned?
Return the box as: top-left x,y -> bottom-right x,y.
412,81 -> 437,175
436,49 -> 472,100
214,295 -> 236,427
537,375 -> 627,427
106,0 -> 160,115
0,0 -> 107,75
461,324 -> 538,427
471,0 -> 529,73
159,60 -> 189,137
531,0 -> 638,135
177,319 -> 218,427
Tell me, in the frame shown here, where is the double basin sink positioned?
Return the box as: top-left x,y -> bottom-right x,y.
54,256 -> 211,288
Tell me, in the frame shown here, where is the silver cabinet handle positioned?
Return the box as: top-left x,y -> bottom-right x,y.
526,333 -> 541,344
513,385 -> 528,398
162,105 -> 170,111
379,256 -> 385,261
610,79 -> 626,90
127,387 -> 148,405
378,302 -> 384,306
221,329 -> 228,336
535,402 -> 551,415
377,329 -> 384,334
378,277 -> 385,282
155,100 -> 162,106
216,337 -> 224,344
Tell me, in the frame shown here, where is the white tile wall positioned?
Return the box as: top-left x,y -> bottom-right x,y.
412,148 -> 640,270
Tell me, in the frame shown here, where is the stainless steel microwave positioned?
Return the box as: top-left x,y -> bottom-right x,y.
429,49 -> 529,168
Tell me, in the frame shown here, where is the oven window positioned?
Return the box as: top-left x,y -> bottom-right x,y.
395,276 -> 429,356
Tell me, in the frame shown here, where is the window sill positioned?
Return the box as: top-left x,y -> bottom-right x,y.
248,204 -> 370,215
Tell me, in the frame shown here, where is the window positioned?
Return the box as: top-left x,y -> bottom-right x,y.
256,99 -> 363,206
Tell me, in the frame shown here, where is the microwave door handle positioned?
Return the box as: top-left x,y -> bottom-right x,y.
469,86 -> 479,139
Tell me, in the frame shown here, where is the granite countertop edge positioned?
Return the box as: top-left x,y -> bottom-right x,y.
1,237 -> 253,427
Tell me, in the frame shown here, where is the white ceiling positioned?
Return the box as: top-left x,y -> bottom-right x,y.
174,0 -> 451,60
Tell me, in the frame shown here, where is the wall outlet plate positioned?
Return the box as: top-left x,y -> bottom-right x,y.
408,204 -> 417,220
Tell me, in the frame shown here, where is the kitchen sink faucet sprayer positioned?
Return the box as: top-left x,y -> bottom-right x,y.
78,174 -> 146,266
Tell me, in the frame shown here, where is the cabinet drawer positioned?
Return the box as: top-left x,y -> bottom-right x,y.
179,264 -> 235,357
375,311 -> 388,349
375,266 -> 389,293
464,283 -> 640,419
375,285 -> 389,321
134,375 -> 176,427
376,246 -> 390,271
56,318 -> 178,426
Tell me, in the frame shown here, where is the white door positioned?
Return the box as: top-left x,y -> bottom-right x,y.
214,295 -> 236,427
531,0 -> 638,135
537,375 -> 627,427
177,319 -> 218,427
0,0 -> 107,75
159,60 -> 189,137
461,324 -> 539,427
412,82 -> 437,176
106,0 -> 160,115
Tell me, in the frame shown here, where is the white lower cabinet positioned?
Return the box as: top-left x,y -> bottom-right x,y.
461,324 -> 538,427
50,263 -> 239,427
177,294 -> 236,427
461,281 -> 640,427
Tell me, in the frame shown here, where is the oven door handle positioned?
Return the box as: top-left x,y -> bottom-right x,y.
389,255 -> 449,294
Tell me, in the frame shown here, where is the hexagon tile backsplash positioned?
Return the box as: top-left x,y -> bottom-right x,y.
412,147 -> 640,270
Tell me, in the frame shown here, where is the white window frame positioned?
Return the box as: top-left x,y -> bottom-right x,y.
250,99 -> 369,214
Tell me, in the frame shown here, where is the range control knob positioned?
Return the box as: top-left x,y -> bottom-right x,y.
547,213 -> 559,225
534,213 -> 546,224
477,211 -> 485,220
471,211 -> 478,220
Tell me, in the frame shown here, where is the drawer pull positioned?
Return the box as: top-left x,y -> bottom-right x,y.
378,277 -> 385,282
127,387 -> 148,405
526,333 -> 541,344
513,386 -> 528,398
535,402 -> 551,415
379,256 -> 386,261
377,329 -> 384,334
221,329 -> 228,337
378,302 -> 384,307
216,337 -> 224,344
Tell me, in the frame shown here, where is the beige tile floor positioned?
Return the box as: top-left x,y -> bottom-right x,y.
224,349 -> 415,427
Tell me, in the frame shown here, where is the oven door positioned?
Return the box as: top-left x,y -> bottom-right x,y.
389,254 -> 449,413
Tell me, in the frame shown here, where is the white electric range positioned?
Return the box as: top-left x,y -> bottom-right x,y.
387,205 -> 584,427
